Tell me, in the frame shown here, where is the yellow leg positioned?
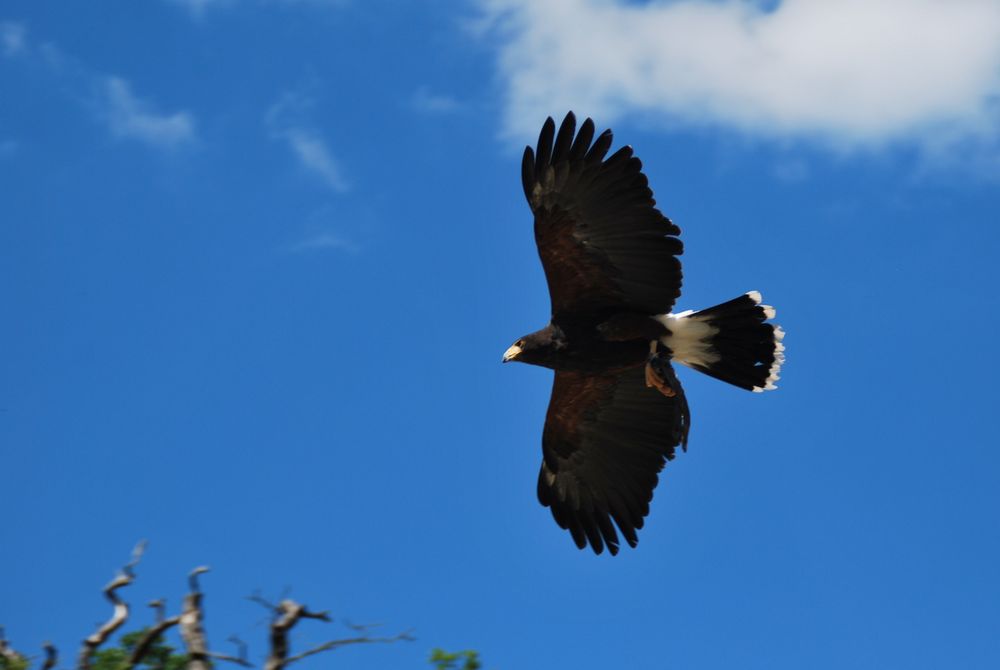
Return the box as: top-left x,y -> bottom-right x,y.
645,341 -> 675,397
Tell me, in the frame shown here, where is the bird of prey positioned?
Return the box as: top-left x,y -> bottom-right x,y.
503,112 -> 785,555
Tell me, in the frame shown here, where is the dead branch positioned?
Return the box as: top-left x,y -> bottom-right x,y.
342,620 -> 384,633
262,600 -> 412,670
206,651 -> 252,667
149,600 -> 167,625
40,643 -> 57,670
227,636 -> 247,661
263,600 -> 328,670
179,567 -> 212,670
247,592 -> 278,613
128,569 -> 253,670
205,635 -> 251,668
77,541 -> 147,670
283,630 -> 415,666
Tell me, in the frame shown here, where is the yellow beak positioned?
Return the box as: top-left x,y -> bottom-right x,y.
502,344 -> 522,363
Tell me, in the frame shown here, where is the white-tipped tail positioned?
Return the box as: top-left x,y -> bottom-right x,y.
752,325 -> 785,392
658,291 -> 785,393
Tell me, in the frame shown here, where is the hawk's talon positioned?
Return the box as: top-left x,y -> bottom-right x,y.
645,346 -> 676,397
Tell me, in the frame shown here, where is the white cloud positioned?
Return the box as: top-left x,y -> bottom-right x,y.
283,128 -> 349,192
482,0 -> 1000,149
266,90 -> 349,192
101,77 -> 197,148
1,21 -> 26,56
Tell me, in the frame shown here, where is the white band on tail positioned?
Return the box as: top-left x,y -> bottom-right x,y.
654,312 -> 721,368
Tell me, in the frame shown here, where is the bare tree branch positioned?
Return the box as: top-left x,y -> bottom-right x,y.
124,541 -> 148,575
262,600 -> 411,670
342,620 -> 383,633
149,600 -> 167,625
226,636 -> 247,661
263,600 -> 327,670
205,652 -> 251,667
40,643 -> 57,670
247,592 -> 278,614
179,568 -> 212,670
283,631 -> 415,666
187,567 -> 209,594
174,569 -> 257,669
77,541 -> 147,670
204,635 -> 251,668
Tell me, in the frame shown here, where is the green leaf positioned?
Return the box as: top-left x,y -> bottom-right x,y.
429,648 -> 482,670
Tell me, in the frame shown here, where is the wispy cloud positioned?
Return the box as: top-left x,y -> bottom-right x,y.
283,202 -> 371,256
266,90 -> 349,192
1,20 -> 26,56
287,231 -> 359,254
411,86 -> 461,114
101,77 -> 197,148
282,128 -> 349,192
2,22 -> 198,151
481,0 -> 1000,152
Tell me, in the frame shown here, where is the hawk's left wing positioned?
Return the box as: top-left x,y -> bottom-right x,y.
537,365 -> 690,555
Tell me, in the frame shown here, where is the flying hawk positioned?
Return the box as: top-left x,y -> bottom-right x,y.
503,112 -> 785,555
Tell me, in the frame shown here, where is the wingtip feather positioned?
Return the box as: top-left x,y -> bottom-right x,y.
534,117 -> 556,175
586,128 -> 613,163
570,117 -> 595,160
552,112 -> 576,164
522,146 -> 536,202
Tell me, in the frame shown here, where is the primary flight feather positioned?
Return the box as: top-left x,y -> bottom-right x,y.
503,112 -> 785,555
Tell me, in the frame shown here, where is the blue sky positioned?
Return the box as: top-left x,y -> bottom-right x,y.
2,1 -> 1000,668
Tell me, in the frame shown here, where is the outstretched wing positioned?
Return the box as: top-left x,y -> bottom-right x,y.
537,365 -> 690,555
523,112 -> 683,320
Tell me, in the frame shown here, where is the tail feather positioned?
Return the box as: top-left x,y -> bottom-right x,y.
657,291 -> 785,392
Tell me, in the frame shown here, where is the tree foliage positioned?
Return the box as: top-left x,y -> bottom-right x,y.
429,649 -> 482,670
89,630 -> 187,670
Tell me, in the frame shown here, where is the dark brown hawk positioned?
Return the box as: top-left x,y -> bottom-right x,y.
503,112 -> 785,555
